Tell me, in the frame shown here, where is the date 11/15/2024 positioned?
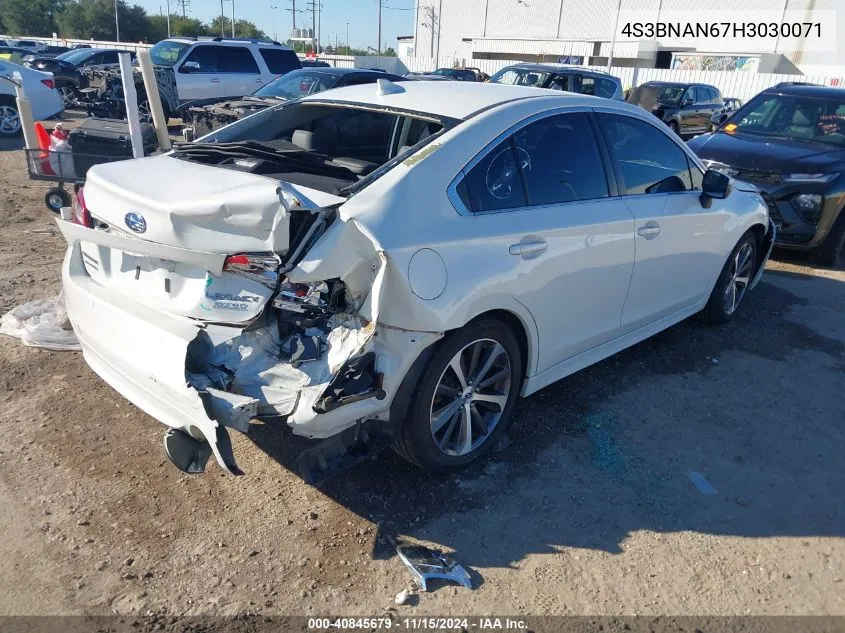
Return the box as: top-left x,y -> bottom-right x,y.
307,617 -> 529,630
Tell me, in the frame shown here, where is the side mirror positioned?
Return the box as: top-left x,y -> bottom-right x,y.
681,97 -> 694,106
180,60 -> 200,74
716,113 -> 729,125
700,168 -> 731,206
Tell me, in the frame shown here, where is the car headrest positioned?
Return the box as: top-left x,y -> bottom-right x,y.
791,109 -> 812,127
292,129 -> 315,151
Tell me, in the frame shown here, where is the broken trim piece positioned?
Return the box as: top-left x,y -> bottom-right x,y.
395,542 -> 473,592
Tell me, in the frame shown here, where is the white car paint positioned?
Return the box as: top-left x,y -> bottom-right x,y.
0,60 -> 63,123
58,81 -> 773,476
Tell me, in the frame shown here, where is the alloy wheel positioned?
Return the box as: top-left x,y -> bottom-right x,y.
0,105 -> 21,135
429,338 -> 512,456
58,86 -> 75,106
723,242 -> 755,315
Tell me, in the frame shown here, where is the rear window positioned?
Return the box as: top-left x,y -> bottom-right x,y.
259,48 -> 301,74
253,70 -> 339,99
489,67 -> 552,88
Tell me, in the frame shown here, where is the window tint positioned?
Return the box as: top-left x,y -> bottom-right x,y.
183,46 -> 220,73
512,113 -> 608,205
598,113 -> 692,195
681,86 -> 695,104
580,75 -> 596,96
456,70 -> 475,81
694,87 -> 709,103
596,77 -> 618,98
99,51 -> 119,64
463,138 -> 527,212
710,87 -> 722,102
220,47 -> 260,73
259,48 -> 300,74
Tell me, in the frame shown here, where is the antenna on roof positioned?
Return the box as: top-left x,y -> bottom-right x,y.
376,78 -> 404,96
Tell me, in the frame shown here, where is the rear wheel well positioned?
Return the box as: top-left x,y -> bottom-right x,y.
0,95 -> 16,106
466,309 -> 530,379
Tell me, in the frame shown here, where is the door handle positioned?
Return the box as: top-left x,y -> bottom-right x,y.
509,239 -> 547,257
637,223 -> 661,239
211,78 -> 221,84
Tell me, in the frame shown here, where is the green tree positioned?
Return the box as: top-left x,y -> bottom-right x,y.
145,14 -> 207,41
209,16 -> 266,40
55,0 -> 151,41
382,47 -> 397,57
1,0 -> 63,36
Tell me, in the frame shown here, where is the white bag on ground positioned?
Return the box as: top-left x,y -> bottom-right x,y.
0,291 -> 81,351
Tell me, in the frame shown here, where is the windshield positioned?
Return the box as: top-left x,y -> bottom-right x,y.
489,67 -> 552,88
432,68 -> 458,77
253,70 -> 340,99
150,40 -> 190,67
726,93 -> 845,147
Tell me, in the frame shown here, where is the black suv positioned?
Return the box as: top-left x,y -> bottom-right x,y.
627,81 -> 723,137
688,84 -> 845,266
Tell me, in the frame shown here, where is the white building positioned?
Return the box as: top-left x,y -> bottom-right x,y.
410,0 -> 845,76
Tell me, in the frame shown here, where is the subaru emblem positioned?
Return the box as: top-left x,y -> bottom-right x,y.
125,212 -> 147,234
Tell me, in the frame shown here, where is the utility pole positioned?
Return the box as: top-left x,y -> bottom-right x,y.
114,0 -> 120,42
346,21 -> 349,54
219,0 -> 225,37
606,0 -> 622,71
318,1 -> 322,54
271,5 -> 278,41
421,5 -> 437,58
175,0 -> 189,19
377,0 -> 383,56
165,0 -> 171,36
306,0 -> 321,53
231,0 -> 236,37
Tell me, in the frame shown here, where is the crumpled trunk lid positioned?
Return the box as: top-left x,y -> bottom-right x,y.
77,155 -> 345,324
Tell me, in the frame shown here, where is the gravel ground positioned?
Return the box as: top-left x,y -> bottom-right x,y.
0,117 -> 843,623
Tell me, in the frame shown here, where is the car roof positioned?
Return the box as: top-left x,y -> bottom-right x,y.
643,81 -> 717,89
300,79 -> 619,119
166,37 -> 293,49
504,63 -> 618,79
763,84 -> 845,98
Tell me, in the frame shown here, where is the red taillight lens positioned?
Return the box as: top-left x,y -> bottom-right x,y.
223,252 -> 280,288
41,79 -> 55,90
71,187 -> 91,228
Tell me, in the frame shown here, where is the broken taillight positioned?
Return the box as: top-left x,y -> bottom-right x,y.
41,79 -> 55,90
222,252 -> 281,288
71,186 -> 92,228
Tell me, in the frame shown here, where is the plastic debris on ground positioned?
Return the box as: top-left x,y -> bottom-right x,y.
395,541 -> 474,592
0,291 -> 81,351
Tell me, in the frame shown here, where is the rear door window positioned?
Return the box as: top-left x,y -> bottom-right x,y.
511,112 -> 609,205
220,47 -> 260,73
596,77 -> 618,98
259,48 -> 301,74
597,113 -> 693,195
580,75 -> 596,96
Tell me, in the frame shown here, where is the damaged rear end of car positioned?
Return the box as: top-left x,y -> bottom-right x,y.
58,93 -> 451,480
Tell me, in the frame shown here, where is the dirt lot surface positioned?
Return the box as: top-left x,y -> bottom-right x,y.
0,119 -> 844,623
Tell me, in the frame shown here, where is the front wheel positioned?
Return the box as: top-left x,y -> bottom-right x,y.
392,318 -> 524,472
702,233 -> 758,324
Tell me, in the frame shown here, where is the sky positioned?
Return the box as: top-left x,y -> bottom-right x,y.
134,0 -> 417,51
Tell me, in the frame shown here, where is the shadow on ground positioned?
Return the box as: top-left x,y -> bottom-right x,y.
249,267 -> 845,572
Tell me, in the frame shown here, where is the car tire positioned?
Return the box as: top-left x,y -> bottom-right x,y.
56,84 -> 76,108
0,97 -> 22,137
816,212 -> 845,269
702,232 -> 758,324
44,188 -> 71,213
392,317 -> 524,472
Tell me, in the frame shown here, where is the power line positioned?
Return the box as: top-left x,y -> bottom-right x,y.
175,0 -> 190,18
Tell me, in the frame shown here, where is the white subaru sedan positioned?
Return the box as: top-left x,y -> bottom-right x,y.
57,80 -> 774,481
